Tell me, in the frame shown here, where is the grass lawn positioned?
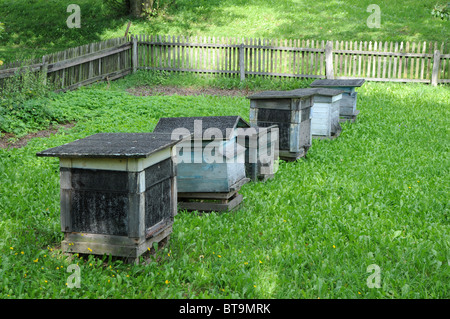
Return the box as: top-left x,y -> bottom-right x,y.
0,0 -> 449,63
0,72 -> 448,298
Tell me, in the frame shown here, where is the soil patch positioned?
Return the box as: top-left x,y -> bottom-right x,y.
0,123 -> 75,150
126,85 -> 257,97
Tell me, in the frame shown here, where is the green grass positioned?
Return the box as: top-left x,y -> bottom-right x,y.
0,0 -> 449,63
0,72 -> 448,298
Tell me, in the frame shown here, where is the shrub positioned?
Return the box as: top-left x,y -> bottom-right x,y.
431,2 -> 450,20
0,68 -> 65,137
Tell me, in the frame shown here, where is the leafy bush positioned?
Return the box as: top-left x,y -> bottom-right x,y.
0,21 -> 5,39
431,2 -> 450,20
0,68 -> 66,137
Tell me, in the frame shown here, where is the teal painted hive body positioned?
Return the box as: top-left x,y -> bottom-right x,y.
310,79 -> 365,121
153,116 -> 250,194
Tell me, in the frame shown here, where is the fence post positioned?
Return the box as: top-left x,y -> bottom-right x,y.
41,55 -> 48,86
431,50 -> 441,86
325,40 -> 334,79
239,43 -> 245,81
88,43 -> 94,79
132,35 -> 138,73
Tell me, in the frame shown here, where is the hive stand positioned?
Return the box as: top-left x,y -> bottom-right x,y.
310,88 -> 344,139
152,116 -> 251,213
36,133 -> 187,264
310,79 -> 365,123
247,89 -> 316,161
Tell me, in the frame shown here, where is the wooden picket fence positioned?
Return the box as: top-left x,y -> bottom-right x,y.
0,37 -> 131,92
136,35 -> 450,85
0,35 -> 449,92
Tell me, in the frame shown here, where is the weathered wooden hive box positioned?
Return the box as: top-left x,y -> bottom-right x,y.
36,133 -> 185,263
236,125 -> 279,182
310,88 -> 344,139
247,88 -> 316,161
310,79 -> 365,122
152,116 -> 250,212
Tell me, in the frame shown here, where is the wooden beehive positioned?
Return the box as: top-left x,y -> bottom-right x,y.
152,116 -> 251,212
311,88 -> 344,139
36,133 -> 185,263
310,79 -> 365,122
236,125 -> 279,182
247,89 -> 316,161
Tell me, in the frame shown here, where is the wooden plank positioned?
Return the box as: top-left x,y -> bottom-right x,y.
178,190 -> 238,200
345,41 -> 351,77
363,41 -> 367,77
393,42 -> 398,79
404,41 -> 410,79
132,37 -> 138,73
315,40 -> 320,75
333,49 -> 433,58
410,42 -> 415,79
141,66 -> 239,74
431,50 -> 441,86
311,40 -> 315,76
141,40 -> 324,52
414,42 -> 420,79
178,193 -> 243,213
398,42 -> 404,78
377,41 -> 382,78
320,40 -> 325,76
258,38 -> 261,73
420,42 -> 426,79
426,42 -> 433,80
325,40 -> 334,79
0,63 -> 43,78
334,76 -> 429,83
382,41 -> 388,79
56,68 -> 132,92
270,38 -> 274,74
367,41 -> 372,78
245,71 -> 322,78
239,42 -> 245,81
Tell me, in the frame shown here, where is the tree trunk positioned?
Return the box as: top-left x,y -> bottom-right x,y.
129,0 -> 142,18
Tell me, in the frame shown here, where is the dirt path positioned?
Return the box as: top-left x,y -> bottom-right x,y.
0,123 -> 75,150
126,85 -> 257,97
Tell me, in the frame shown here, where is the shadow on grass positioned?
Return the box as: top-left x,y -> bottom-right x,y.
0,0 -> 127,61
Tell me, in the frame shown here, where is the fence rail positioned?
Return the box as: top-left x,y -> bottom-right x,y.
0,35 -> 449,92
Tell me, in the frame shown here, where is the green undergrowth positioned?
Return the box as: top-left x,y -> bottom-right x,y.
0,73 -> 449,298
